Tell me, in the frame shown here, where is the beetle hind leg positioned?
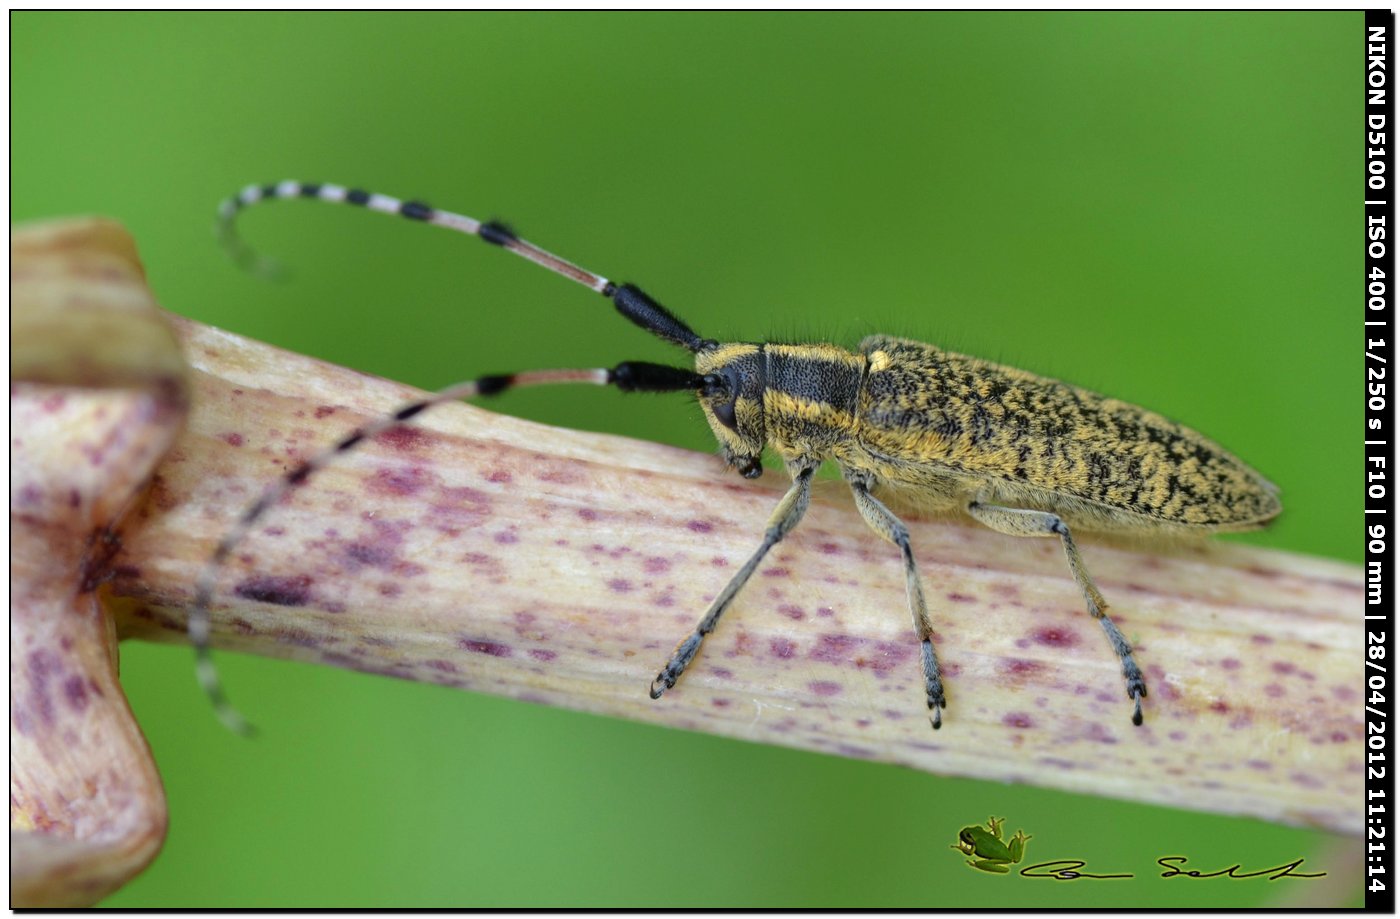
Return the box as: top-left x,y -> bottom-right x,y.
966,500 -> 1147,726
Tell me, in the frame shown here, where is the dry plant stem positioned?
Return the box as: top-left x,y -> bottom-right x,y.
105,326 -> 1362,838
11,220 -> 186,906
10,220 -> 1363,894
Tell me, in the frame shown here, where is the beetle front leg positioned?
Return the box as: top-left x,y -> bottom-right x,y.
650,461 -> 818,699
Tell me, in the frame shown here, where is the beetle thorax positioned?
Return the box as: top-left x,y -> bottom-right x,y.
695,341 -> 865,476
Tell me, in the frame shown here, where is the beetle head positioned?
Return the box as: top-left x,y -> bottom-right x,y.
695,343 -> 766,478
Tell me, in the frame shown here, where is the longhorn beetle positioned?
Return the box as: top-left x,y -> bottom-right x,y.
197,180 -> 1282,735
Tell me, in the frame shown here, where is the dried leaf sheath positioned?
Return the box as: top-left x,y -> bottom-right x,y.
109,319 -> 1363,836
11,219 -> 186,906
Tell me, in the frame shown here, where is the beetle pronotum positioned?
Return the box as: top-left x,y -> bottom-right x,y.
197,180 -> 1281,734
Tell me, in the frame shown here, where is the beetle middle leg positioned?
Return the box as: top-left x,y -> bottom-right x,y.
966,499 -> 1147,725
650,460 -> 819,699
845,471 -> 945,729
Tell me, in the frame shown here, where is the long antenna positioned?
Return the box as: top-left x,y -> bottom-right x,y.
215,181 -> 713,352
217,181 -> 610,292
192,360 -> 706,735
199,181 -> 721,732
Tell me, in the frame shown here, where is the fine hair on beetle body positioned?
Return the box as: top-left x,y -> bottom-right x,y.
197,180 -> 1282,736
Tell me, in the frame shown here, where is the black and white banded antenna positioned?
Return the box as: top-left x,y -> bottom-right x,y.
198,181 -> 722,734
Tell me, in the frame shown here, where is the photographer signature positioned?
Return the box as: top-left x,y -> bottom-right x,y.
1016,857 -> 1326,881
951,818 -> 1326,882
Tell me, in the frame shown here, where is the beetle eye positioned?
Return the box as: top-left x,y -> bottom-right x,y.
713,399 -> 738,432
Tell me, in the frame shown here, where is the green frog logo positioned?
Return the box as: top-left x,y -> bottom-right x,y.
952,816 -> 1032,874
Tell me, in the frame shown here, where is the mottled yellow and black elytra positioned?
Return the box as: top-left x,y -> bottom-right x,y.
198,181 -> 1280,734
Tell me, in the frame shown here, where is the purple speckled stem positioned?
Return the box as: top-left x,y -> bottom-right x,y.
100,316 -> 1366,836
11,219 -> 1367,913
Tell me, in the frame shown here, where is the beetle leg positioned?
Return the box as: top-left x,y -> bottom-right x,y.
846,473 -> 945,729
650,461 -> 818,699
966,500 -> 1147,725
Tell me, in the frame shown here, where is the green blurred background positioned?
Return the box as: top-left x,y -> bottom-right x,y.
13,11 -> 1360,908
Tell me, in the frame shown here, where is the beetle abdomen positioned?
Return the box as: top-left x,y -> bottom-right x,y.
854,336 -> 1280,531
